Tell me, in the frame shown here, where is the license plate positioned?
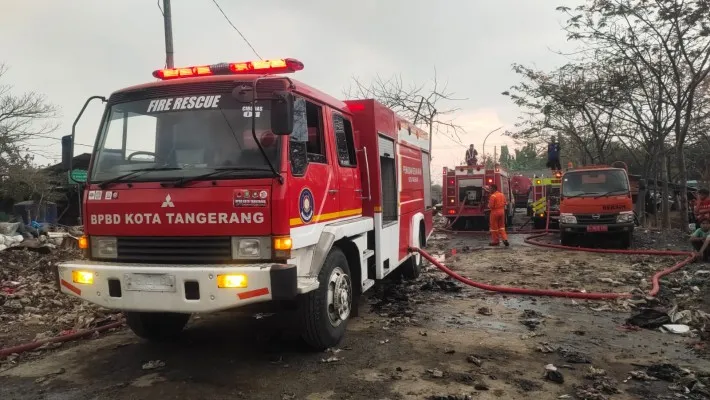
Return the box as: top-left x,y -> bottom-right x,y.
587,225 -> 608,232
124,273 -> 176,292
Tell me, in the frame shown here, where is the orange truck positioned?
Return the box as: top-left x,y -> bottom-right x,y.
558,163 -> 635,248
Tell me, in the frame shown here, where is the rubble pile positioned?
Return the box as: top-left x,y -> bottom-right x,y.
625,262 -> 710,340
0,247 -> 120,349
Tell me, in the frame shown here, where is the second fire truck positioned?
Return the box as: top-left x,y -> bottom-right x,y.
442,164 -> 515,230
57,58 -> 433,350
529,173 -> 562,230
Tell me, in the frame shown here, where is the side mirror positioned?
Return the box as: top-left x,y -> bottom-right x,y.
61,135 -> 73,171
271,91 -> 294,136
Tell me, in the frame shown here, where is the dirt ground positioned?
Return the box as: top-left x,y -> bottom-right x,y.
2,211 -> 710,400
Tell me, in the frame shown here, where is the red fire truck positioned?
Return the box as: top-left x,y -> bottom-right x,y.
57,58 -> 433,350
442,164 -> 515,230
511,174 -> 532,209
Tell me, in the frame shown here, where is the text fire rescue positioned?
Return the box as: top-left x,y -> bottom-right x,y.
90,212 -> 264,225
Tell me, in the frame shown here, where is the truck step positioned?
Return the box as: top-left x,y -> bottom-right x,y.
362,249 -> 375,260
361,279 -> 375,292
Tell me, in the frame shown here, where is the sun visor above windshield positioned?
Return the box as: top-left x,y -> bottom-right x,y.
108,79 -> 290,106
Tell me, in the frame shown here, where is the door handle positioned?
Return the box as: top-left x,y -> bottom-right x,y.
328,189 -> 339,194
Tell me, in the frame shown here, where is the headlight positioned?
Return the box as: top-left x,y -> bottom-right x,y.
560,214 -> 577,224
238,239 -> 260,257
616,211 -> 634,223
231,237 -> 271,260
91,236 -> 117,259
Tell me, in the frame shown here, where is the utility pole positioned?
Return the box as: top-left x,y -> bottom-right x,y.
163,0 -> 175,68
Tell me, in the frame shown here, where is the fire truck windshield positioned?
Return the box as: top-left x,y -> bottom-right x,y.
90,96 -> 279,184
562,170 -> 629,198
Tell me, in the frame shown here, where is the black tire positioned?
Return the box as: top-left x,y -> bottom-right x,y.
298,247 -> 352,351
402,225 -> 425,280
620,232 -> 633,249
125,312 -> 190,341
560,232 -> 575,247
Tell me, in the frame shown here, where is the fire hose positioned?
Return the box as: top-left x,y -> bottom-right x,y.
0,207 -> 694,358
0,320 -> 124,359
417,200 -> 695,300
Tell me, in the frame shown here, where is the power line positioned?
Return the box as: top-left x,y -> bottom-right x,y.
27,134 -> 94,148
209,0 -> 262,60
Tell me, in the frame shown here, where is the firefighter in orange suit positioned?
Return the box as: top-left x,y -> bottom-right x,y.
487,184 -> 510,247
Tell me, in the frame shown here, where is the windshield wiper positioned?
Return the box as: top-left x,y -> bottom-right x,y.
98,167 -> 182,189
564,192 -> 595,199
167,166 -> 272,188
594,189 -> 628,199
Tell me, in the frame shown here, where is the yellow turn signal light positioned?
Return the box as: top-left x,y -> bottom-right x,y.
72,270 -> 94,285
273,236 -> 293,251
77,235 -> 89,249
217,274 -> 248,288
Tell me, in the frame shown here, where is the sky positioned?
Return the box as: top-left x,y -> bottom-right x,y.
1,0 -> 578,184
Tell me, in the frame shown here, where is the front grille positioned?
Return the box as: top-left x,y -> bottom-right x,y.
116,237 -> 232,264
576,214 -> 617,224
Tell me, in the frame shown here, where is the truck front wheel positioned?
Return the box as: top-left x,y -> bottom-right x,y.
560,232 -> 575,247
620,231 -> 633,249
298,248 -> 352,351
125,311 -> 190,341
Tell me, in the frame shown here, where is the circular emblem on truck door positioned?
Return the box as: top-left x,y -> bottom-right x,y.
299,188 -> 315,224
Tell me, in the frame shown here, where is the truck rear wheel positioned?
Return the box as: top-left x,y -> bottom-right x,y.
401,225 -> 425,280
298,247 -> 352,351
125,311 -> 190,341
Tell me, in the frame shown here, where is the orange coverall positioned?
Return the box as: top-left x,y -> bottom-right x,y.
488,190 -> 509,244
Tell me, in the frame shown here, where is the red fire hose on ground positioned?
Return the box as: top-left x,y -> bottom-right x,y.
413,206 -> 695,300
0,320 -> 124,359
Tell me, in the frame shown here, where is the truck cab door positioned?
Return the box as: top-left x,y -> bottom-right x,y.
330,112 -> 363,217
288,98 -> 339,236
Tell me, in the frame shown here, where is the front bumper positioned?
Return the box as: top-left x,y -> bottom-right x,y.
57,260 -> 297,313
559,222 -> 634,234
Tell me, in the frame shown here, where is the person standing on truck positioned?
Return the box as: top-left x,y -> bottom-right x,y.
466,144 -> 478,166
487,184 -> 509,247
694,189 -> 710,222
546,136 -> 561,171
690,218 -> 710,261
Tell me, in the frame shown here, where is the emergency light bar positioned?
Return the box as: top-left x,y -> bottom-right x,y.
152,58 -> 305,80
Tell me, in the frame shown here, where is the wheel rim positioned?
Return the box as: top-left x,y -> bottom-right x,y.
326,267 -> 351,327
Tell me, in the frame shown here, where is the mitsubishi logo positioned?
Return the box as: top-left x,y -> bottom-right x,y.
161,194 -> 175,208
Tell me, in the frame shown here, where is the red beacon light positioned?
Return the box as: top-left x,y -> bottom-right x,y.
153,58 -> 304,80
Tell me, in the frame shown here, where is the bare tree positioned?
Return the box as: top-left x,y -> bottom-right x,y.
0,63 -> 61,203
504,63 -> 623,165
558,0 -> 710,230
344,70 -> 467,147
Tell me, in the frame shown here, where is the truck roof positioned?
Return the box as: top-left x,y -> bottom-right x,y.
565,166 -> 626,173
111,74 -> 351,115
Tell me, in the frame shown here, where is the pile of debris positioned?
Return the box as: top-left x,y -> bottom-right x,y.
0,247 -> 120,350
0,222 -> 80,253
624,261 -> 710,340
